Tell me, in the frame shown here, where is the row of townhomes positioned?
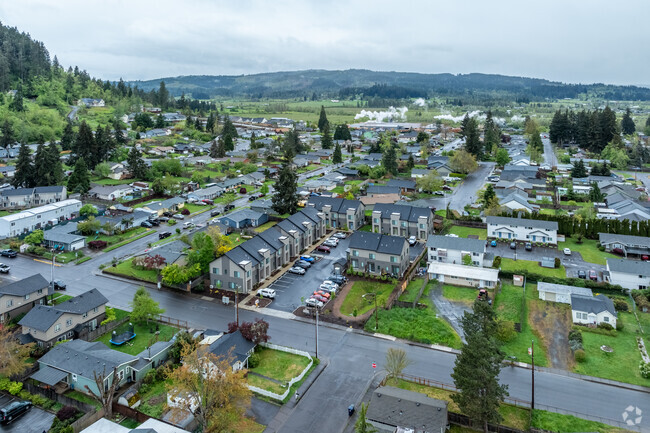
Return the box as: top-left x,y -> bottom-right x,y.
487,216 -> 559,245
210,208 -> 325,294
347,231 -> 410,277
0,198 -> 82,238
371,203 -> 434,240
0,186 -> 67,210
307,196 -> 365,230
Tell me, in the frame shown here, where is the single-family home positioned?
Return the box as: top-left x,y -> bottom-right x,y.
307,196 -> 365,230
410,168 -> 429,178
537,282 -> 593,304
487,216 -> 558,245
427,156 -> 453,176
371,203 -> 434,240
360,194 -> 401,209
43,223 -> 86,251
347,231 -> 410,277
499,192 -> 539,213
205,330 -> 256,371
427,235 -> 488,267
607,258 -> 650,291
88,184 -> 133,201
217,209 -> 268,229
141,196 -> 185,216
250,198 -> 274,214
366,185 -> 401,197
599,233 -> 650,258
79,98 -> 105,107
427,261 -> 499,288
0,274 -> 51,325
366,386 -> 448,433
19,289 -> 108,347
188,185 -> 225,201
571,294 -> 617,328
386,179 -> 416,193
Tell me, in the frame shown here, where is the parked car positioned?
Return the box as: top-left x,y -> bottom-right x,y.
563,248 -> 572,255
578,270 -> 587,279
442,185 -> 452,191
53,280 -> 66,290
589,270 -> 598,281
158,231 -> 172,240
328,275 -> 347,285
525,242 -> 532,251
300,255 -> 315,263
158,216 -> 170,222
490,240 -> 497,247
258,288 -> 276,299
312,294 -> 328,303
0,249 -> 17,258
323,239 -> 338,247
321,280 -> 340,290
183,222 -> 194,230
202,199 -> 214,205
327,237 -> 339,245
314,290 -> 330,299
172,213 -> 185,220
319,284 -> 338,295
211,209 -> 222,217
509,242 -> 516,250
433,191 -> 444,196
288,266 -> 306,275
141,221 -> 153,228
408,236 -> 417,246
0,263 -> 9,273
294,260 -> 311,269
316,245 -> 331,253
224,204 -> 235,212
611,248 -> 625,256
0,400 -> 31,424
643,255 -> 650,261
305,298 -> 324,308
149,219 -> 160,226
332,232 -> 347,239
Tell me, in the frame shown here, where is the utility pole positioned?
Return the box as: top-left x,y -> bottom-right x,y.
531,339 -> 535,410
315,306 -> 319,359
374,293 -> 378,330
235,284 -> 239,326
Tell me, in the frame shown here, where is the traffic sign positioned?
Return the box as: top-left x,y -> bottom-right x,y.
372,362 -> 376,369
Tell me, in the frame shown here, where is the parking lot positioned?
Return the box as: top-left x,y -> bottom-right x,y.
0,394 -> 54,433
266,236 -> 351,312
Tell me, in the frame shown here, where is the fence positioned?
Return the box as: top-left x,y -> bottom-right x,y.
247,342 -> 313,402
387,247 -> 427,310
112,401 -> 151,423
157,314 -> 189,329
70,408 -> 105,433
448,411 -> 526,433
451,219 -> 487,228
122,194 -> 170,207
23,382 -> 95,413
80,316 -> 130,342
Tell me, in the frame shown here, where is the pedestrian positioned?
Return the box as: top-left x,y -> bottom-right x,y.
295,391 -> 299,401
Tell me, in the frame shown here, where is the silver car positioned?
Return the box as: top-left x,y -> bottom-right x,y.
288,266 -> 306,275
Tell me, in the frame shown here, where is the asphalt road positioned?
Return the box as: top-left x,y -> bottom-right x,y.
0,395 -> 54,433
542,136 -> 558,167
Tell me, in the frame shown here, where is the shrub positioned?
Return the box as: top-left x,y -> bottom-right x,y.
597,322 -> 614,331
101,306 -> 117,325
143,369 -> 157,384
640,361 -> 650,379
168,218 -> 177,226
574,349 -> 586,363
616,321 -> 624,331
248,352 -> 261,368
598,245 -> 605,251
56,406 -> 78,421
492,256 -> 502,269
568,329 -> 583,343
8,381 -> 22,395
9,240 -> 21,250
554,257 -> 561,268
496,320 -> 516,342
0,377 -> 10,391
569,340 -> 583,351
613,298 -> 629,312
181,208 -> 190,215
88,240 -> 108,249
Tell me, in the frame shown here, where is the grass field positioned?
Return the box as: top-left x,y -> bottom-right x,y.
500,258 -> 566,278
441,284 -> 477,305
104,258 -> 159,283
254,221 -> 277,232
340,280 -> 394,316
558,237 -> 618,265
531,410 -> 631,433
95,321 -> 178,356
493,283 -> 524,323
448,226 -> 487,239
249,348 -> 311,383
89,226 -> 149,246
65,390 -> 101,409
137,378 -> 170,419
398,278 -> 425,303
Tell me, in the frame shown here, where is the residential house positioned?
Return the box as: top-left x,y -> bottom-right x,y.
607,258 -> 650,291
347,231 -> 410,277
386,179 -> 416,193
204,330 -> 256,371
410,168 -> 429,178
88,184 -> 133,201
141,197 -> 185,216
79,98 -> 105,107
250,198 -> 274,214
487,216 -> 558,245
0,274 -> 51,325
188,185 -> 225,201
0,199 -> 82,238
142,240 -> 187,268
499,191 -> 539,213
335,167 -> 358,178
0,165 -> 15,178
19,289 -> 108,347
366,185 -> 401,197
150,146 -> 175,156
571,294 -> 617,328
107,163 -> 128,180
537,282 -> 593,304
217,209 -> 268,229
427,235 -> 488,266
360,193 -> 401,209
0,186 -> 67,210
79,417 -> 190,433
162,112 -> 187,123
427,261 -> 499,288
307,196 -> 365,230
143,128 -> 171,138
599,233 -> 650,258
366,386 -> 448,433
216,177 -> 245,192
427,156 -> 453,176
371,203 -> 434,240
43,222 -> 86,251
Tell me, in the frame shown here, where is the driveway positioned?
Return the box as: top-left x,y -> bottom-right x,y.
430,283 -> 470,341
266,236 -> 350,313
0,394 -> 54,433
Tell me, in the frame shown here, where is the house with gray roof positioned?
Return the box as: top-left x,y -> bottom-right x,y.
487,216 -> 558,245
607,258 -> 650,292
537,282 -> 593,304
599,233 -> 650,258
347,231 -> 410,277
250,198 -> 273,214
427,235 -> 488,267
43,222 -> 85,251
386,179 -> 416,193
0,274 -> 51,325
366,185 -> 401,197
499,191 -> 539,213
571,294 -> 617,328
307,196 -> 365,230
207,330 -> 256,371
0,186 -> 67,210
372,203 -> 434,240
366,386 -> 448,433
19,288 -> 108,347
89,184 -> 133,201
410,168 -> 430,178
141,197 -> 185,216
217,209 -> 268,229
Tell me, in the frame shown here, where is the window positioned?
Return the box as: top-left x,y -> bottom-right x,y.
6,300 -> 12,308
229,282 -> 236,289
213,267 -> 219,275
223,269 -> 228,275
604,316 -> 609,322
369,253 -> 375,259
234,271 -> 240,278
266,258 -> 269,264
24,294 -> 30,300
66,319 -> 72,327
55,324 -> 61,332
82,312 -> 88,319
93,307 -> 98,313
390,256 -> 397,263
401,222 -> 406,227
373,218 -> 379,223
247,270 -> 251,277
117,370 -> 124,381
419,224 -> 425,229
38,289 -> 43,295
392,220 -> 396,226
72,374 -> 77,382
348,215 -> 352,220
353,250 -> 359,257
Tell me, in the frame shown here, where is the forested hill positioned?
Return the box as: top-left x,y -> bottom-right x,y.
129,69 -> 650,101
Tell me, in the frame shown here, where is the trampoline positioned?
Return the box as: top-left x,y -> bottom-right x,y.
110,323 -> 136,345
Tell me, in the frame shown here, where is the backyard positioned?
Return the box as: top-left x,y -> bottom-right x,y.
500,258 -> 566,279
441,284 -> 479,305
558,237 -> 618,265
88,227 -> 152,249
103,258 -> 159,283
340,280 -> 395,317
254,221 -> 277,233
95,321 -> 178,356
247,347 -> 311,395
447,226 -> 487,240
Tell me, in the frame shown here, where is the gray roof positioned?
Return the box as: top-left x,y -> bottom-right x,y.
537,282 -> 593,297
599,233 -> 650,249
308,196 -> 363,213
19,289 -> 108,332
486,216 -> 558,231
348,231 -> 407,255
35,186 -> 66,194
426,235 -> 485,253
0,274 -> 49,297
366,386 -> 447,431
1,187 -> 34,197
30,365 -> 69,386
367,185 -> 401,195
208,330 -> 256,364
607,258 -> 650,275
44,229 -> 85,245
373,203 -> 432,223
386,179 -> 416,189
571,294 -> 617,316
219,208 -> 264,223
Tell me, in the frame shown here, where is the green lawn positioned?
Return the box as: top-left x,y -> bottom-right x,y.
95,321 -> 178,356
228,233 -> 248,247
104,258 -> 159,283
93,178 -> 134,185
441,284 -> 477,305
89,227 -> 149,245
183,203 -> 212,214
65,390 -> 101,409
558,237 -> 618,265
254,221 -> 277,233
500,258 -> 566,279
249,348 -> 311,383
119,418 -> 140,429
51,293 -> 73,305
531,410 -> 631,433
138,378 -> 170,419
494,283 -> 524,323
357,224 -> 372,232
398,278 -> 426,303
448,225 -> 487,240
340,280 -> 394,316
103,230 -> 155,252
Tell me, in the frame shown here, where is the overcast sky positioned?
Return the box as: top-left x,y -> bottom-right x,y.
2,0 -> 648,86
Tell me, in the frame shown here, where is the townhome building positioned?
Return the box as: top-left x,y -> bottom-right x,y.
0,274 -> 51,325
19,288 -> 108,347
307,196 -> 365,230
607,258 -> 650,291
427,235 -> 489,267
0,186 -> 67,210
347,231 -> 410,277
371,203 -> 434,240
487,216 -> 558,245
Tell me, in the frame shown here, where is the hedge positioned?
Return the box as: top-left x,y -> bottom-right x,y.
498,269 -> 626,292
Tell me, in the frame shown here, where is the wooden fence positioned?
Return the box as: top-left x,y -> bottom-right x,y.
70,408 -> 105,433
451,219 -> 487,228
80,316 -> 130,342
112,401 -> 151,423
24,382 -> 95,413
157,315 -> 189,329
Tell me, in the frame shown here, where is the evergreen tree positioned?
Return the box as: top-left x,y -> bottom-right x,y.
12,143 -> 34,188
67,157 -> 91,194
482,184 -> 496,206
102,124 -> 115,161
47,142 -> 63,186
333,143 -> 343,164
407,153 -> 415,170
416,131 -> 429,143
206,112 -> 216,134
599,106 -> 618,151
10,86 -> 24,112
224,134 -> 234,152
60,121 -> 75,150
382,144 -> 398,175
194,116 -> 203,131
126,147 -> 148,180
464,117 -> 482,159
271,148 -> 299,215
90,124 -> 104,168
250,132 -> 257,150
333,124 -> 352,141
460,113 -> 470,138
483,110 -> 501,155
589,182 -> 604,202
73,120 -> 94,164
571,159 -> 587,178
34,144 -> 50,186
221,116 -> 238,138
157,81 -> 169,109
452,300 -> 508,433
210,137 -> 225,158
0,119 -> 14,148
283,129 -> 303,155
321,122 -> 333,149
645,115 -> 650,135
318,105 -> 329,132
155,114 -> 165,129
621,108 -> 636,135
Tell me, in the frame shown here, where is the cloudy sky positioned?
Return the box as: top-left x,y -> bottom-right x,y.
1,0 -> 648,86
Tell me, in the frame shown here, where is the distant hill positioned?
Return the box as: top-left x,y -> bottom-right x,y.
129,69 -> 650,101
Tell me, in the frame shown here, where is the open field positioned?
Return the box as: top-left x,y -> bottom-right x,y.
340,280 -> 394,316
447,226 -> 487,239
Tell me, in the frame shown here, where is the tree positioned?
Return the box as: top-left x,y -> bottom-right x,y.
166,339 -> 251,433
452,300 -> 508,433
206,112 -> 216,134
157,80 -> 169,109
223,134 -> 234,152
449,149 -> 478,174
318,105 -> 329,132
416,131 -> 429,144
354,403 -> 377,433
84,366 -> 119,419
272,148 -> 299,215
187,232 -> 215,274
460,113 -> 470,138
483,110 -> 501,155
464,117 -> 482,159
221,116 -> 238,138
645,115 -> 650,136
206,226 -> 234,257
416,170 -> 442,193
94,161 -> 111,178
237,318 -> 271,344
0,327 -> 32,377
24,229 -> 44,246
482,184 -> 496,206
77,216 -> 102,235
407,153 -> 415,170
72,120 -> 94,164
1,118 -> 14,148
155,114 -> 165,129
126,146 -> 148,179
10,86 -> 24,112
495,148 -> 510,167
382,145 -> 398,175
333,143 -> 343,164
161,263 -> 201,285
621,108 -> 636,135
260,183 -> 270,195
384,347 -> 411,381
601,140 -> 630,169
334,124 -> 352,141
113,119 -> 127,145
129,286 -> 165,325
80,204 -> 98,217
210,137 -> 226,158
321,122 -> 332,149
571,159 -> 588,178
524,116 -> 539,136
12,143 -> 34,188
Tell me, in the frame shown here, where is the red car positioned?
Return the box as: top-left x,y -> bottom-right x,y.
313,294 -> 328,303
316,245 -> 331,253
314,290 -> 330,299
589,270 -> 598,281
611,248 -> 625,256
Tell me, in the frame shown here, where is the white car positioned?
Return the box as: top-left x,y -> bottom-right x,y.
332,232 -> 347,239
258,288 -> 276,299
327,237 -> 339,244
172,213 -> 185,220
321,281 -> 339,290
323,239 -> 338,247
288,266 -> 306,275
563,248 -> 572,255
408,236 -> 417,246
305,298 -> 323,308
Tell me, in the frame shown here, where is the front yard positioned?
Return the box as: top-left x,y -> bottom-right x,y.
95,321 -> 178,356
103,258 -> 159,283
500,258 -> 566,279
441,284 -> 479,305
340,280 -> 395,316
558,237 -> 618,265
247,347 -> 311,396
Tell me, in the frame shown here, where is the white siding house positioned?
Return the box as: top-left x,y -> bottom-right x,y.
426,235 -> 488,267
487,216 -> 558,245
537,282 -> 593,304
606,258 -> 650,291
0,199 -> 82,239
427,262 -> 499,288
570,294 -> 617,328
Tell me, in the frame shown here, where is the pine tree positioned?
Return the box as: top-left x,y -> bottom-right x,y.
382,144 -> 398,175
158,81 -> 169,109
47,142 -> 63,186
67,157 -> 91,193
90,125 -> 104,168
34,144 -> 50,186
224,134 -> 234,152
600,106 -> 618,150
0,119 -> 14,148
589,182 -> 604,202
155,114 -> 165,129
271,148 -> 299,215
61,121 -> 75,150
10,86 -> 24,112
127,147 -> 148,180
621,108 -> 636,135
206,112 -> 216,134
102,125 -> 115,161
407,153 -> 415,170
250,132 -> 257,150
460,113 -> 470,138
321,122 -> 332,149
210,137 -> 225,158
194,117 -> 203,131
571,159 -> 587,178
73,120 -> 94,164
483,110 -> 501,155
464,117 -> 482,159
12,143 -> 34,188
318,106 -> 329,132
222,116 -> 238,138
333,143 -> 343,164
452,300 -> 508,433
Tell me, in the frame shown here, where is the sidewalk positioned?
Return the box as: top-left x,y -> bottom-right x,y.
340,372 -> 384,433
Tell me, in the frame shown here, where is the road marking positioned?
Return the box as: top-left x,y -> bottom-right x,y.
34,259 -> 62,266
